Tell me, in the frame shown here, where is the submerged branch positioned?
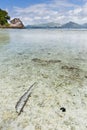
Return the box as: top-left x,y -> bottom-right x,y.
15,82 -> 36,115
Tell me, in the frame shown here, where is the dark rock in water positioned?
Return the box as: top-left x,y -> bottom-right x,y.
48,59 -> 61,63
32,58 -> 42,63
48,52 -> 51,55
61,65 -> 79,71
32,58 -> 61,66
10,18 -> 24,28
85,75 -> 87,78
60,107 -> 66,112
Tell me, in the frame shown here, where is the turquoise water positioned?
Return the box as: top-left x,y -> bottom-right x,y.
0,29 -> 87,88
0,29 -> 87,130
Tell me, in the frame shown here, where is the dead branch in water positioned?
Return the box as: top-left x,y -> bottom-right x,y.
15,82 -> 36,115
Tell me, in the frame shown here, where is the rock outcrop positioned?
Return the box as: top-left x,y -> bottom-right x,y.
10,18 -> 24,28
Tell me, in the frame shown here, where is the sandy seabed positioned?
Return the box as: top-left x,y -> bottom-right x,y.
0,29 -> 87,130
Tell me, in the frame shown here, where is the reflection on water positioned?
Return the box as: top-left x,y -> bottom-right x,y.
0,30 -> 10,46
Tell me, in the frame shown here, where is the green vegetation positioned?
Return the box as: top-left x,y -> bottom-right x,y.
0,9 -> 10,26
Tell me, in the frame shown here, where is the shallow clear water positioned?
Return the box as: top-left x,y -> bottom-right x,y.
0,29 -> 87,86
0,29 -> 87,84
0,29 -> 87,130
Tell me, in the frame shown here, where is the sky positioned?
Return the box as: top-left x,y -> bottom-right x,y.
0,0 -> 87,25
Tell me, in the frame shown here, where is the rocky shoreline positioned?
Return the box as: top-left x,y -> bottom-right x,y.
0,18 -> 24,29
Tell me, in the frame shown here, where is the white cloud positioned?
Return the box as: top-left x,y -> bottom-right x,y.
9,0 -> 87,25
66,2 -> 87,23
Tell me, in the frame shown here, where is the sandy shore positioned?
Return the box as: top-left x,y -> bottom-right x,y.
0,29 -> 87,130
0,55 -> 87,130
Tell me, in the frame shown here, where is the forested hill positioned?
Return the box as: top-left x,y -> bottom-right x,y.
0,9 -> 24,28
0,9 -> 10,27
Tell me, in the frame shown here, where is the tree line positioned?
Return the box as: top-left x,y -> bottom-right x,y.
0,9 -> 10,26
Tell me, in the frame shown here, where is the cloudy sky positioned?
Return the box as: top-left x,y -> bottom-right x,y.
1,0 -> 87,25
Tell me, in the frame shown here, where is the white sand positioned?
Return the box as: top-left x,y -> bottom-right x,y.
0,29 -> 87,130
0,59 -> 87,130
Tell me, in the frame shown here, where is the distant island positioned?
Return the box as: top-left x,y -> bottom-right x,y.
0,9 -> 24,28
26,21 -> 87,29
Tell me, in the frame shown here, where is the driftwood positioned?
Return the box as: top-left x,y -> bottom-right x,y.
15,83 -> 36,115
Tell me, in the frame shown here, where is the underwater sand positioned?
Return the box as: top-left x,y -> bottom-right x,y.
0,29 -> 87,130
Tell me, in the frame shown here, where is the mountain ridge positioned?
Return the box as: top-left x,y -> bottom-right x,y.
26,21 -> 87,29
